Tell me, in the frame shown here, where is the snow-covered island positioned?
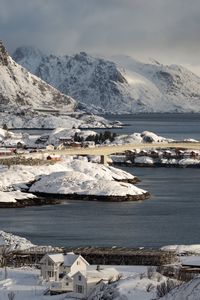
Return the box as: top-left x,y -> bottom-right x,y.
0,157 -> 149,207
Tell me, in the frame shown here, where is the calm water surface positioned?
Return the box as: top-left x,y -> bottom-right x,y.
1,114 -> 200,248
106,113 -> 200,140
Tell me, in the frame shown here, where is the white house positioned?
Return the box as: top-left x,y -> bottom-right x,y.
72,267 -> 120,298
40,253 -> 120,298
40,252 -> 89,282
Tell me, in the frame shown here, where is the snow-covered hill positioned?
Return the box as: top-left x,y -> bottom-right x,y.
0,42 -> 76,111
13,46 -> 200,113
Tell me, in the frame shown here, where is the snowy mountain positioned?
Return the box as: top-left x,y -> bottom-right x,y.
13,46 -> 200,113
0,42 -> 76,111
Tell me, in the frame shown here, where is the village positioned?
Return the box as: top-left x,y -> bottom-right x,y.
0,126 -> 200,168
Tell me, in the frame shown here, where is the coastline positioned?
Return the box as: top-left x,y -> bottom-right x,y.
0,197 -> 62,208
112,162 -> 200,168
0,191 -> 150,208
30,191 -> 150,203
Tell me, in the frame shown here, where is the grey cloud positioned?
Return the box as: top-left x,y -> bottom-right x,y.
1,0 -> 200,70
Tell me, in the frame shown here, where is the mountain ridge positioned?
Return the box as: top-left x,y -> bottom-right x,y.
13,46 -> 200,113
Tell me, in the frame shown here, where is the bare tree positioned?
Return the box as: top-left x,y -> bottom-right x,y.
147,266 -> 156,279
156,279 -> 179,297
0,243 -> 13,279
7,291 -> 15,300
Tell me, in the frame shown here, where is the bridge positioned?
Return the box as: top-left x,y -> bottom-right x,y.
31,141 -> 200,164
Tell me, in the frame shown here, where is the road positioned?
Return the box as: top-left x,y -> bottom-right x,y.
36,142 -> 200,157
1,142 -> 200,161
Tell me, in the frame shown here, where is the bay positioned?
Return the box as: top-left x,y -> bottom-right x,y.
1,113 -> 200,248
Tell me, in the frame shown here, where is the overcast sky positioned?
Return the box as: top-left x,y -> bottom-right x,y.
1,0 -> 200,74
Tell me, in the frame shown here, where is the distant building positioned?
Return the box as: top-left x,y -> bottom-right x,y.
46,154 -> 61,161
0,148 -> 13,156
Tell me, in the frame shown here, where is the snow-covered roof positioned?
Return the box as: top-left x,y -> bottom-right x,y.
181,256 -> 200,267
63,253 -> 79,267
47,253 -> 64,264
161,244 -> 200,255
41,252 -> 89,267
72,267 -> 119,281
87,267 -> 119,280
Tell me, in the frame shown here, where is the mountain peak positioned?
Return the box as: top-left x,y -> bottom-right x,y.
0,41 -> 9,66
13,46 -> 43,61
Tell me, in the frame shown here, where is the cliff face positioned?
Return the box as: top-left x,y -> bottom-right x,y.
0,41 -> 76,111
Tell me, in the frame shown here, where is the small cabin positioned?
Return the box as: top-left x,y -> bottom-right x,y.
138,150 -> 148,157
163,150 -> 173,158
175,149 -> 185,159
179,256 -> 200,281
190,151 -> 199,159
46,155 -> 61,161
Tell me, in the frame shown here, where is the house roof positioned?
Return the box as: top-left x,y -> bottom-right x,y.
64,253 -> 79,267
47,253 -> 64,264
87,267 -> 119,280
72,267 -> 119,280
40,252 -> 89,267
181,256 -> 200,267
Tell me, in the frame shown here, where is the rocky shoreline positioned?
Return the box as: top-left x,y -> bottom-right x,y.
112,162 -> 200,168
115,177 -> 140,184
30,191 -> 150,203
0,197 -> 62,208
0,191 -> 150,208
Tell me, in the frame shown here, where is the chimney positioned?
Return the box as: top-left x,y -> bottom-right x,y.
96,265 -> 100,271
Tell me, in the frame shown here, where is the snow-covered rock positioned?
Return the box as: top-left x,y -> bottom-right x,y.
0,158 -> 146,201
0,108 -> 119,129
178,158 -> 200,165
112,131 -> 171,145
0,231 -> 35,250
161,244 -> 200,255
29,171 -> 146,197
13,47 -> 200,113
0,191 -> 36,203
141,131 -> 168,143
114,133 -> 143,145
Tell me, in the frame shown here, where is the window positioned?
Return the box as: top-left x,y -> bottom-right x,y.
78,275 -> 81,281
66,282 -> 69,286
76,285 -> 84,294
48,271 -> 53,277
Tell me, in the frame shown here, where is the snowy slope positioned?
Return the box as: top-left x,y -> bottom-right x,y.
13,46 -> 200,113
0,108 -> 117,129
0,42 -> 76,111
161,276 -> 200,300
